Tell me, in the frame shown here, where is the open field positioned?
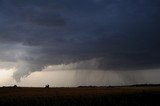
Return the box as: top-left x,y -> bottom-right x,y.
0,86 -> 160,106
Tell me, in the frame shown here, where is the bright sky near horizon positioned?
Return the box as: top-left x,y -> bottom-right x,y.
1,68 -> 160,87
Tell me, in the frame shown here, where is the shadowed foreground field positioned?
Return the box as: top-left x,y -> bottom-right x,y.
0,86 -> 160,106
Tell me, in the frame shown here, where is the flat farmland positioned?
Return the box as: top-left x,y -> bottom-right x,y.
0,86 -> 160,106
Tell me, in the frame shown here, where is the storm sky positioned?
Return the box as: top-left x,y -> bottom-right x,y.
0,0 -> 160,86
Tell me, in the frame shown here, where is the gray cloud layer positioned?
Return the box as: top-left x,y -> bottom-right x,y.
0,0 -> 160,81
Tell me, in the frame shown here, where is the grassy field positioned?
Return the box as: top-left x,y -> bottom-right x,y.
0,86 -> 160,106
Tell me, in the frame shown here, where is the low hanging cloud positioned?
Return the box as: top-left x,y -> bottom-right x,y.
13,58 -> 102,82
43,58 -> 102,71
0,0 -> 160,82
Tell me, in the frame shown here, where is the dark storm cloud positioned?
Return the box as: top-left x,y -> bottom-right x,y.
0,0 -> 160,81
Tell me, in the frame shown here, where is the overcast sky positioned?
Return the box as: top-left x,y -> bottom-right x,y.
0,0 -> 160,86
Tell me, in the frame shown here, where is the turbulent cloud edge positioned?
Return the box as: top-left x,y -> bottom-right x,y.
43,58 -> 102,71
